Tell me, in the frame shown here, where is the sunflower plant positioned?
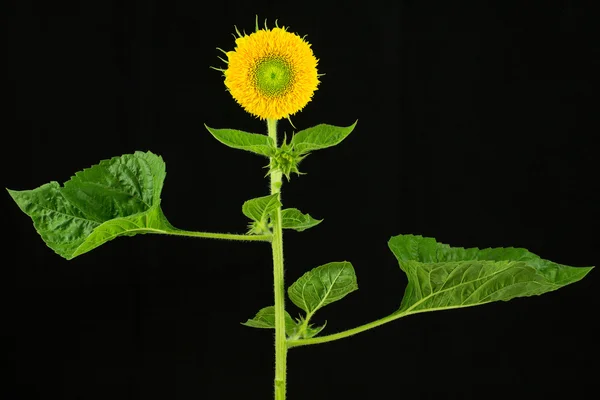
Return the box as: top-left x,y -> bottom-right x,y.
8,19 -> 593,400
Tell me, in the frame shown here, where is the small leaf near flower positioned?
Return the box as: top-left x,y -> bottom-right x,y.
281,208 -> 322,232
291,121 -> 358,154
205,125 -> 276,157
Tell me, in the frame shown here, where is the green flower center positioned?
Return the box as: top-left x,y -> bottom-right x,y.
253,57 -> 294,97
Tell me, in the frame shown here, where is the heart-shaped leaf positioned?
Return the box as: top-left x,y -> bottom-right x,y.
281,208 -> 322,232
242,194 -> 281,223
8,151 -> 175,259
388,234 -> 594,315
288,261 -> 358,316
242,306 -> 298,336
290,121 -> 357,154
242,193 -> 281,234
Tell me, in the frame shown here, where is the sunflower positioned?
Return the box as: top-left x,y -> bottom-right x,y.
219,23 -> 319,120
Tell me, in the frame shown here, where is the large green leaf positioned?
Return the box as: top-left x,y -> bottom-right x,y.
8,151 -> 175,259
290,121 -> 357,154
241,306 -> 298,336
205,125 -> 276,157
388,235 -> 594,314
288,261 -> 358,316
281,208 -> 322,232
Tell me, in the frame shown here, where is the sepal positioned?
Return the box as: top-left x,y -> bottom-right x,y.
266,135 -> 307,181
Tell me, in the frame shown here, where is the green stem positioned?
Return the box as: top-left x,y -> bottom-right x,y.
268,118 -> 287,400
152,207 -> 271,242
287,313 -> 402,348
159,229 -> 271,242
287,303 -> 479,348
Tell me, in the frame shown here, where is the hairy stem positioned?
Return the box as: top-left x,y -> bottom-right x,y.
268,118 -> 287,400
286,304 -> 480,348
287,313 -> 400,348
162,229 -> 271,242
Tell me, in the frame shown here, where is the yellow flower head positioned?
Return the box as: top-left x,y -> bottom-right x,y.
220,23 -> 319,120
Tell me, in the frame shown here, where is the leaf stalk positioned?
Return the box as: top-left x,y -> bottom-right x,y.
159,229 -> 272,242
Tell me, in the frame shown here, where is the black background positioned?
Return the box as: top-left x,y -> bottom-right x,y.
4,1 -> 598,399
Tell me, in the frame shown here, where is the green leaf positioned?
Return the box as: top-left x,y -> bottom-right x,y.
295,316 -> 327,339
242,193 -> 281,234
288,261 -> 358,316
290,121 -> 357,154
8,151 -> 174,260
388,234 -> 594,314
303,321 -> 327,339
242,193 -> 281,222
281,208 -> 323,232
242,306 -> 298,336
205,125 -> 276,157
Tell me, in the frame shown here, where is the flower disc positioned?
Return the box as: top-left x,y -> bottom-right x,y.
223,27 -> 319,120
